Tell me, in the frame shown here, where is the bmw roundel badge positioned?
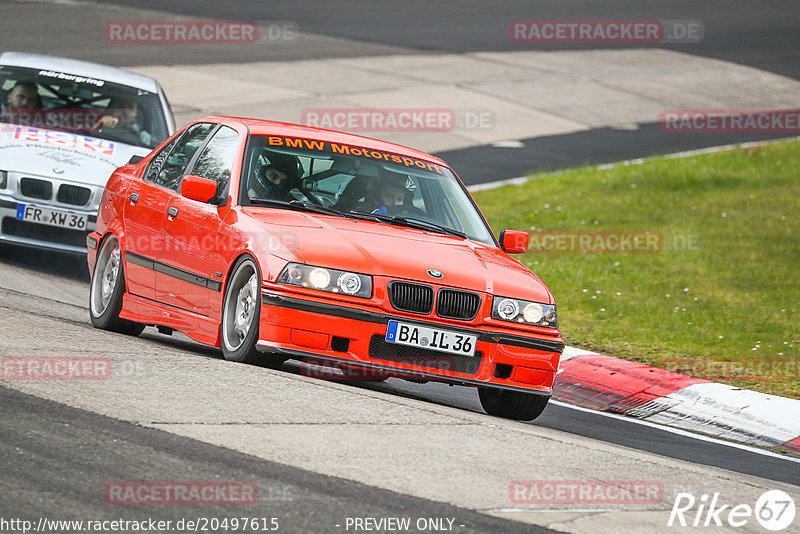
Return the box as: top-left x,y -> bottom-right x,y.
427,269 -> 443,279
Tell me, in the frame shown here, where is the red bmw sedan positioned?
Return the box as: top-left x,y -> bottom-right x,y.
87,117 -> 564,420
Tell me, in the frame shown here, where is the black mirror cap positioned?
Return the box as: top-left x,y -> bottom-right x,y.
127,154 -> 144,165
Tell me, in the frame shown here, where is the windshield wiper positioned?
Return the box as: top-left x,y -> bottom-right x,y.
288,200 -> 346,217
248,198 -> 345,218
348,210 -> 467,239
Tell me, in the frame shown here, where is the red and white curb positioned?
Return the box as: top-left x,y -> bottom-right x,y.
554,346 -> 800,453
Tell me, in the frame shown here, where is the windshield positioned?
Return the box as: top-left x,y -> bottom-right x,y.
240,135 -> 495,245
0,65 -> 169,149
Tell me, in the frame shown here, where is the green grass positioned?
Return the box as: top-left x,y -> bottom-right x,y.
472,140 -> 800,398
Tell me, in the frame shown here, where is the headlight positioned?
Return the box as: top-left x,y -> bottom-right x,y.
0,170 -> 7,189
492,296 -> 557,328
308,268 -> 331,289
277,263 -> 372,298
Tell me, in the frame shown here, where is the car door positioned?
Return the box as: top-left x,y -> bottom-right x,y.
122,134 -> 182,300
156,125 -> 240,317
124,123 -> 215,311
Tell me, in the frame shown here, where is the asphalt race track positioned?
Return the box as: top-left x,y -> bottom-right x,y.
1,1 -> 799,532
0,385 -> 552,534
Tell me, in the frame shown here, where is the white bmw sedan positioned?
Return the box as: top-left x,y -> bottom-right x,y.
0,52 -> 175,254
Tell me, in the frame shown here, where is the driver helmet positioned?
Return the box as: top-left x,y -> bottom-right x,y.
254,151 -> 303,193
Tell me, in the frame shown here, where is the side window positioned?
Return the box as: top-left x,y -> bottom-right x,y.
149,123 -> 214,190
187,126 -> 238,190
144,135 -> 180,183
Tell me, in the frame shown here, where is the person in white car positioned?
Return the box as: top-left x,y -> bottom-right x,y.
93,97 -> 152,146
4,81 -> 40,111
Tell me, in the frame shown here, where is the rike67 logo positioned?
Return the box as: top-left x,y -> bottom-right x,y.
668,490 -> 796,531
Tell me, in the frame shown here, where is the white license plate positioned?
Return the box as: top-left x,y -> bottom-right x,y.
385,320 -> 477,357
16,204 -> 88,230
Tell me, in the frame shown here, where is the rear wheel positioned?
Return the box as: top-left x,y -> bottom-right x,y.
89,235 -> 145,336
478,387 -> 549,421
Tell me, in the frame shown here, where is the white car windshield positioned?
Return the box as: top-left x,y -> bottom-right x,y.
0,65 -> 168,149
241,135 -> 496,245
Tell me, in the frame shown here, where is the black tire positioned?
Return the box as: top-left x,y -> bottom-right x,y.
221,255 -> 268,364
89,235 -> 145,336
478,387 -> 550,421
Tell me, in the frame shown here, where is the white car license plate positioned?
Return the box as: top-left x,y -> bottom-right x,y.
16,204 -> 88,230
385,320 -> 477,357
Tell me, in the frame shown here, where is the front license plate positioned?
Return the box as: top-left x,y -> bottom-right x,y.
386,320 -> 477,357
16,204 -> 88,230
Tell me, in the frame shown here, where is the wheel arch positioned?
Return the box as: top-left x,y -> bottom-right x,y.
221,250 -> 265,297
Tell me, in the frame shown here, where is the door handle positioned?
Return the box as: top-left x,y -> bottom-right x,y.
167,206 -> 179,218
129,193 -> 139,203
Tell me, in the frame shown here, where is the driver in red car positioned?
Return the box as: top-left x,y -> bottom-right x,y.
248,151 -> 302,201
363,174 -> 409,214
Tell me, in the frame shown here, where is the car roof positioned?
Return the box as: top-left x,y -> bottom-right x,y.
204,116 -> 449,167
0,51 -> 162,93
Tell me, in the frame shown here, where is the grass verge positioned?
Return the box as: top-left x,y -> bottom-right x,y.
472,140 -> 800,398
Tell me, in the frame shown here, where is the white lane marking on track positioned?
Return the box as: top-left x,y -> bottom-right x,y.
549,399 -> 800,464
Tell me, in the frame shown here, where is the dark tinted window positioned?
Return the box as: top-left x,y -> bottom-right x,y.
151,123 -> 214,190
188,126 -> 238,190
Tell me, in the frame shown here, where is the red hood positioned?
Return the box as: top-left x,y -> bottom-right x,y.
240,208 -> 553,304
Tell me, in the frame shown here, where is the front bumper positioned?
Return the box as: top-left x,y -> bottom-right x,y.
258,291 -> 564,395
0,195 -> 96,254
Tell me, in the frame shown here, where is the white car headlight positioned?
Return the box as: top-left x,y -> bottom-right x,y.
277,263 -> 372,299
492,296 -> 557,328
308,267 -> 331,289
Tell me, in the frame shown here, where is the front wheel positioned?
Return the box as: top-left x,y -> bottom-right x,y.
221,256 -> 272,365
478,387 -> 549,421
89,235 -> 145,336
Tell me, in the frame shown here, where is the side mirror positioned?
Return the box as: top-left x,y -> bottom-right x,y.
128,155 -> 144,165
181,175 -> 218,204
499,230 -> 529,254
